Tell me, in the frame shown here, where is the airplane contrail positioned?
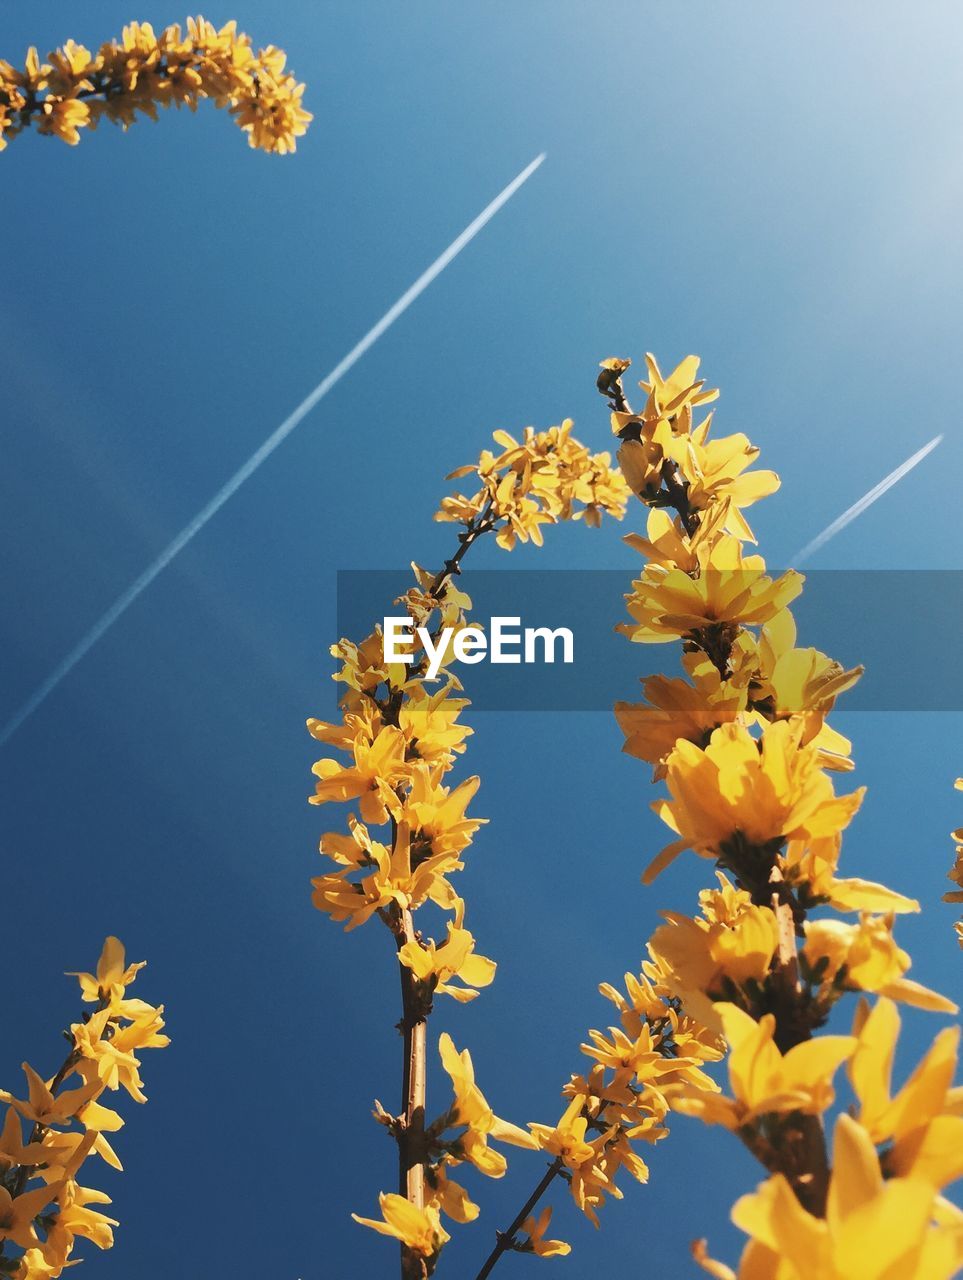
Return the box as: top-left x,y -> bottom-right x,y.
789,434 -> 944,567
0,153 -> 547,749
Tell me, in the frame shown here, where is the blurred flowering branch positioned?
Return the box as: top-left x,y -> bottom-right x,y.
0,17 -> 311,154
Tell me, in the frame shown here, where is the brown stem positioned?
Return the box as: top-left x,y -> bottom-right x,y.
397,907 -> 428,1211
428,501 -> 496,600
473,1158 -> 563,1280
396,904 -> 430,1280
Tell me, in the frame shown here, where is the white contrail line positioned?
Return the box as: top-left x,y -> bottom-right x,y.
0,153 -> 547,749
789,434 -> 944,567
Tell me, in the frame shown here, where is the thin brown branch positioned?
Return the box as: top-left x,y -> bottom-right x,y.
473,1158 -> 563,1280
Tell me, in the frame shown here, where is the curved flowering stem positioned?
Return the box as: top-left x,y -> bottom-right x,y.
311,422 -> 628,1278
0,17 -> 311,154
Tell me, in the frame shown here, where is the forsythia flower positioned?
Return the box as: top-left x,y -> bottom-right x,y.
525,967 -> 722,1231
310,721 -> 410,824
802,913 -> 956,1013
647,874 -> 780,1027
398,900 -> 496,1002
0,17 -> 311,154
520,1206 -> 571,1257
850,996 -> 963,1189
313,421 -> 630,1265
648,719 -> 865,883
781,833 -> 921,916
352,1194 -> 449,1258
437,420 -> 630,549
695,1114 -> 963,1279
750,610 -> 861,771
435,1034 -> 536,1178
355,1035 -> 536,1265
672,1003 -> 855,1130
0,939 -> 167,1276
615,650 -> 748,778
312,820 -> 459,928
621,536 -> 803,646
606,352 -> 962,1273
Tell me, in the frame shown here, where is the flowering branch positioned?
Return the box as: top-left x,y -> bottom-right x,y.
309,422 -> 628,1277
600,352 -> 960,1275
0,17 -> 311,154
0,937 -> 169,1279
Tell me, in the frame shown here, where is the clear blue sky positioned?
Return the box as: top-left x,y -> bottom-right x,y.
2,3 -> 962,1277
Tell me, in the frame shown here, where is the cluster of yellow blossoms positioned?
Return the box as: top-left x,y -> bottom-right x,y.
308,424 -> 627,1276
524,967 -> 721,1239
0,938 -> 168,1278
598,354 -> 963,1277
0,17 -> 311,153
312,351 -> 963,1278
437,420 -> 630,550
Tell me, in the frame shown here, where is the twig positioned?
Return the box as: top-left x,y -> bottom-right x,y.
473,1159 -> 563,1280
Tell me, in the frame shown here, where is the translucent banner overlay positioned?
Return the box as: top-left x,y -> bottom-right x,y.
336,570 -> 963,712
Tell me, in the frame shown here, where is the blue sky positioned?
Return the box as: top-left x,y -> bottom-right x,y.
2,3 -> 963,1277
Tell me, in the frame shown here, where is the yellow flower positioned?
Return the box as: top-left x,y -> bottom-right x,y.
0,1181 -> 61,1251
528,1095 -> 599,1168
592,970 -> 723,1097
425,1163 -> 479,1224
68,936 -> 145,1007
0,18 -> 311,153
648,719 -> 864,883
850,997 -> 963,1189
713,1114 -> 963,1279
436,1034 -> 536,1177
437,421 -> 629,549
521,1206 -> 571,1257
313,821 -> 456,928
398,683 -> 472,765
0,1064 -> 100,1128
398,900 -> 496,1001
352,1193 -> 449,1258
43,1181 -> 117,1255
623,532 -> 803,647
36,98 -> 89,145
624,499 -> 733,569
637,353 -> 720,421
679,425 -> 781,544
395,765 -> 486,860
70,1011 -> 150,1103
648,875 -> 780,1023
782,834 -> 920,916
803,914 -> 956,1013
528,1094 -> 650,1228
0,1111 -> 48,1174
615,650 -> 748,776
309,723 -> 409,825
751,609 -> 861,771
673,1003 -> 855,1129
